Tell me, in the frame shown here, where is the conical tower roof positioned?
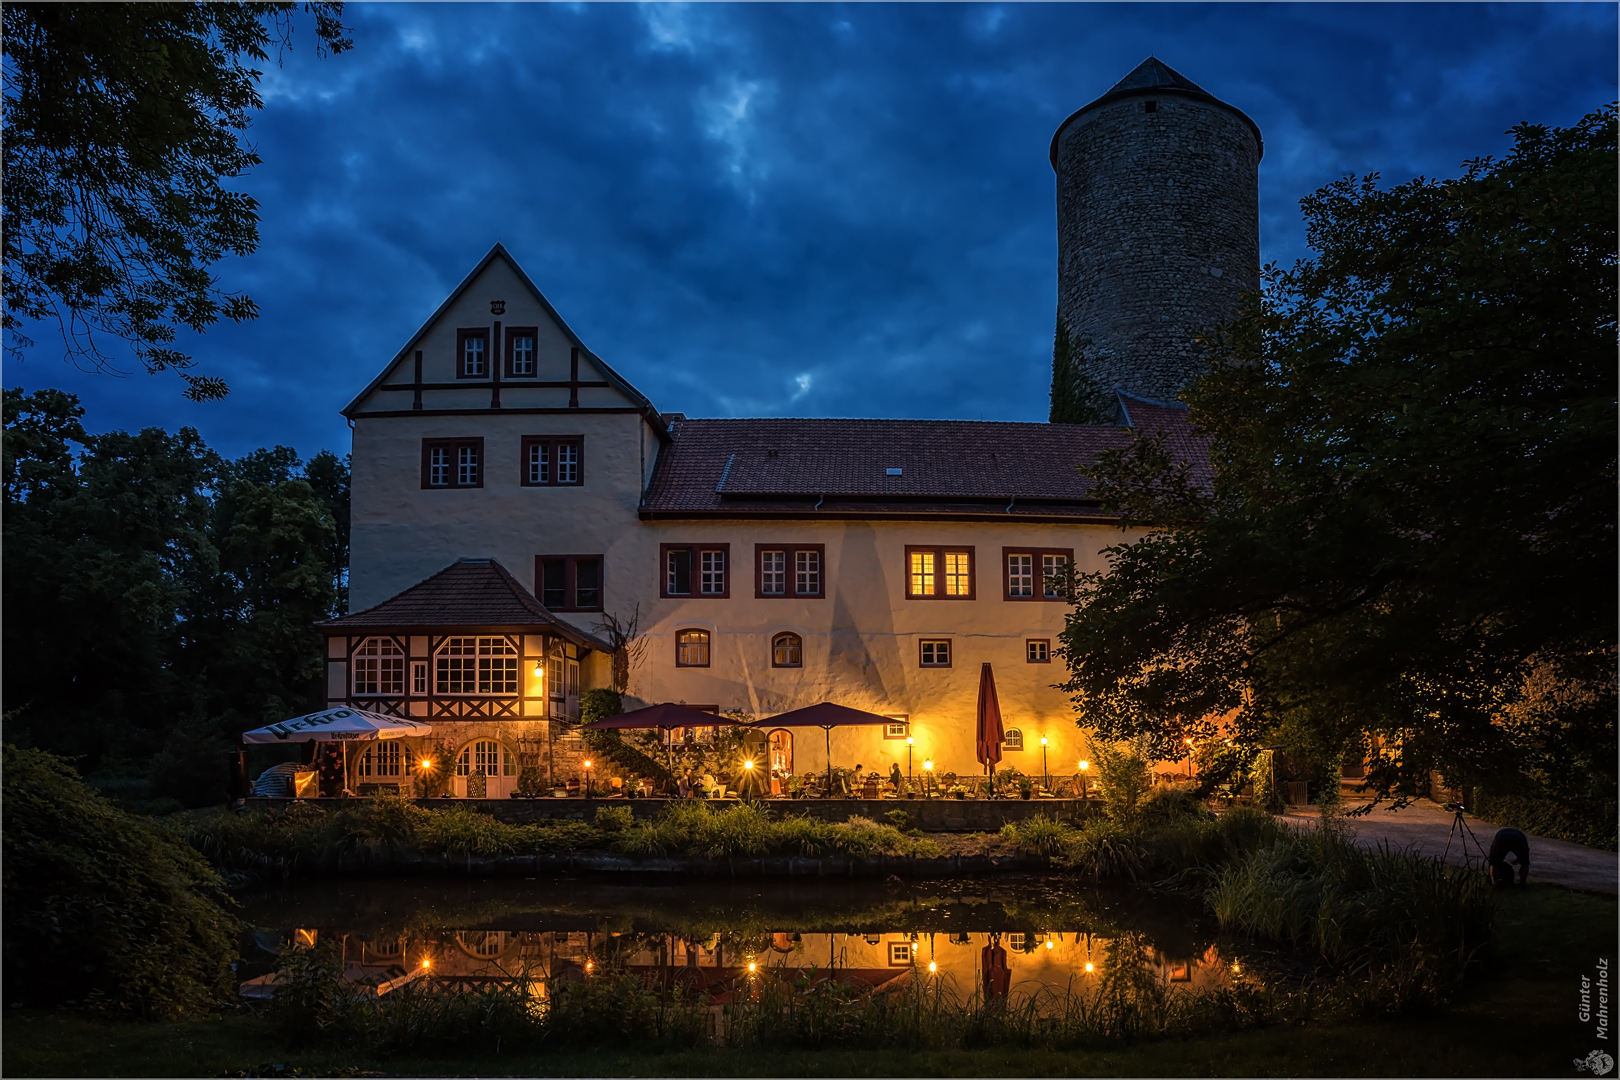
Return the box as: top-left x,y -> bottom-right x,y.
1049,56 -> 1262,167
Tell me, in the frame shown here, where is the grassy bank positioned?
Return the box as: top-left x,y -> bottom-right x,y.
6,886 -> 1611,1078
183,797 -> 942,881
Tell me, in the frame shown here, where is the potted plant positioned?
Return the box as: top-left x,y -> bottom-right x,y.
1018,777 -> 1034,800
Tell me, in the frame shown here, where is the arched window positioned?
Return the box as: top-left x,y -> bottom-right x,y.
456,740 -> 513,777
357,741 -> 402,777
353,637 -> 405,696
1003,728 -> 1024,751
676,629 -> 710,667
771,632 -> 802,668
435,637 -> 518,695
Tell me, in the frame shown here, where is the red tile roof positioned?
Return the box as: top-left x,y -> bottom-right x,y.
641,395 -> 1206,521
318,559 -> 610,651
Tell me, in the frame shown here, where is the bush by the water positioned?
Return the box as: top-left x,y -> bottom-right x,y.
2,744 -> 240,1019
183,795 -> 941,879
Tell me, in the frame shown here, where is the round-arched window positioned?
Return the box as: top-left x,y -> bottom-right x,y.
676,629 -> 711,667
1003,728 -> 1025,751
772,632 -> 802,668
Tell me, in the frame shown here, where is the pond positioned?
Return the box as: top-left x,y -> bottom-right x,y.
236,875 -> 1243,1003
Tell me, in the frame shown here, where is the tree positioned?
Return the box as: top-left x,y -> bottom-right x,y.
1047,318 -> 1112,425
2,388 -> 349,794
1058,107 -> 1617,809
1,2 -> 350,400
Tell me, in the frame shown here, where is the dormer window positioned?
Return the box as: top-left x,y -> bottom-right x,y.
457,329 -> 489,378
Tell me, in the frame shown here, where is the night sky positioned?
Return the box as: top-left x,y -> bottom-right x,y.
9,2 -> 1615,461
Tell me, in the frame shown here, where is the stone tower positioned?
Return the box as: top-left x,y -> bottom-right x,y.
1050,57 -> 1262,407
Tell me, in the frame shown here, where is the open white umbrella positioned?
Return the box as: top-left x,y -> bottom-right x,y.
242,708 -> 431,743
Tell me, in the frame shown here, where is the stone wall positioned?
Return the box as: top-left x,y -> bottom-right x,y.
1054,90 -> 1260,404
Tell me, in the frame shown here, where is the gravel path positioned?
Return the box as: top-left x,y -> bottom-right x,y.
1280,798 -> 1617,894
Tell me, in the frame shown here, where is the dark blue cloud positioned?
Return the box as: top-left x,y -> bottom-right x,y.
9,2 -> 1615,459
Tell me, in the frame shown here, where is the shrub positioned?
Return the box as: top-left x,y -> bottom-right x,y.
1089,737 -> 1152,822
2,744 -> 240,1019
579,688 -> 623,726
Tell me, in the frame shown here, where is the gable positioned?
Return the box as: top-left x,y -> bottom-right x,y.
343,244 -> 667,437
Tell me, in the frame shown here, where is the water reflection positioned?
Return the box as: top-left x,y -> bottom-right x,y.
237,877 -> 1236,1002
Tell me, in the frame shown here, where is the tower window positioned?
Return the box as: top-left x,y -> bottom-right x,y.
1144,100 -> 1157,113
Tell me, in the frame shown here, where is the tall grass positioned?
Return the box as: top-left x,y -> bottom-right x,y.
183,795 -> 940,880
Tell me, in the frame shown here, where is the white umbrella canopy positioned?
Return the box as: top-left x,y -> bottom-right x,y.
242,708 -> 432,744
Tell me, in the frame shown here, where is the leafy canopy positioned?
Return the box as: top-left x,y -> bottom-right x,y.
1059,107 -> 1617,802
1,2 -> 350,400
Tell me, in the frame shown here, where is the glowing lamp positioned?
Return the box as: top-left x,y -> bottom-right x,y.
1078,760 -> 1089,771
533,662 -> 544,677
906,736 -> 914,745
748,961 -> 757,973
744,759 -> 754,770
928,961 -> 937,973
419,759 -> 434,771
583,760 -> 592,769
1045,940 -> 1054,950
421,958 -> 431,969
923,760 -> 933,771
1085,962 -> 1094,973
1040,737 -> 1048,746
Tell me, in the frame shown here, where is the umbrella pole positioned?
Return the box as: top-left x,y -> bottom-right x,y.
825,727 -> 832,799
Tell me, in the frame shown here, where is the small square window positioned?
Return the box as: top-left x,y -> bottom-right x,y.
421,439 -> 483,489
535,555 -> 604,612
1027,640 -> 1050,663
919,640 -> 951,667
663,545 -> 730,599
676,629 -> 711,667
521,437 -> 584,486
884,721 -> 909,739
907,547 -> 974,599
1003,548 -> 1073,601
889,942 -> 915,966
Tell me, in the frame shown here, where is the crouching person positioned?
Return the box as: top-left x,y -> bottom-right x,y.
1487,827 -> 1530,886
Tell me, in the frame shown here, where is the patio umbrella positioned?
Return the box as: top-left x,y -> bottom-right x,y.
975,664 -> 1005,796
242,707 -> 431,743
581,703 -> 737,789
981,933 -> 1011,1000
759,702 -> 896,797
243,708 -> 432,797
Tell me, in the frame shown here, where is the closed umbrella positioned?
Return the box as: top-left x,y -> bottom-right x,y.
981,933 -> 1011,1000
975,663 -> 1005,796
758,702 -> 895,797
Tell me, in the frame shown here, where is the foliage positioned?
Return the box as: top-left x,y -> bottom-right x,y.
578,688 -> 622,726
2,388 -> 349,797
1048,318 -> 1112,425
1088,737 -> 1152,822
1209,821 -> 1496,1013
610,801 -> 943,860
2,744 -> 240,1018
1058,107 -> 1617,802
2,2 -> 351,399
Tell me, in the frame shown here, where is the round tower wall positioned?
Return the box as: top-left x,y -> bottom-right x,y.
1055,91 -> 1260,403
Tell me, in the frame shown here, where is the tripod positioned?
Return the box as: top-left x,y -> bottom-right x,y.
1441,802 -> 1489,870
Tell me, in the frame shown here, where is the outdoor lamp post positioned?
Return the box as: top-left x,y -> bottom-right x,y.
923,759 -> 934,799
906,736 -> 914,788
583,759 -> 593,799
1078,759 -> 1089,800
1185,737 -> 1197,782
1040,736 -> 1049,790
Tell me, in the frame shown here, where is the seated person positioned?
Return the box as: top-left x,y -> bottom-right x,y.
700,770 -> 719,796
565,776 -> 580,795
678,768 -> 695,798
1487,827 -> 1530,886
889,763 -> 903,791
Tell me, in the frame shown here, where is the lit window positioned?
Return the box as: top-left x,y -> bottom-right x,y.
435,637 -> 517,695
1008,554 -> 1033,597
772,632 -> 802,668
909,551 -> 935,597
1027,639 -> 1051,663
1043,554 -> 1071,599
676,629 -> 711,667
908,547 -> 973,598
1004,728 -> 1024,751
528,442 -> 549,484
700,550 -> 726,595
796,550 -> 821,595
353,637 -> 405,696
761,550 -> 786,595
510,334 -> 535,376
920,640 -> 951,667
